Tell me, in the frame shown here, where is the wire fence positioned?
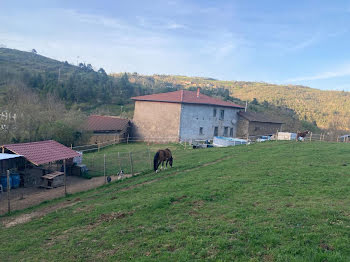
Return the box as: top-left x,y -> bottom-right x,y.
83,149 -> 153,178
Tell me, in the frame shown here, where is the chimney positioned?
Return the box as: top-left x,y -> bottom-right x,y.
197,87 -> 200,98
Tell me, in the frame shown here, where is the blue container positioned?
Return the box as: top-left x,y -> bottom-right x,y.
0,176 -> 12,191
11,173 -> 20,189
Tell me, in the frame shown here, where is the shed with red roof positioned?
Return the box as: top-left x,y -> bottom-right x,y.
131,89 -> 244,142
1,140 -> 80,166
1,140 -> 80,187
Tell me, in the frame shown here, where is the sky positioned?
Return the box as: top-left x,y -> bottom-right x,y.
1,0 -> 350,91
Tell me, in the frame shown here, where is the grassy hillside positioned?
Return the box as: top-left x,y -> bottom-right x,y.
122,74 -> 350,132
1,142 -> 350,261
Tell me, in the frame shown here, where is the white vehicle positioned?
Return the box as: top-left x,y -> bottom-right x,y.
256,135 -> 272,142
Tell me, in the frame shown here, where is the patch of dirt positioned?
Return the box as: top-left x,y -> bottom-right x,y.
262,254 -> 274,261
98,211 -> 134,222
192,200 -> 205,208
320,242 -> 334,251
171,195 -> 187,205
285,203 -> 295,208
189,200 -> 205,217
87,211 -> 135,230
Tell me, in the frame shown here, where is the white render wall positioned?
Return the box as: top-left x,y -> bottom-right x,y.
179,104 -> 241,141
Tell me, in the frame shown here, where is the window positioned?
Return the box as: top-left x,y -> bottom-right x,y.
214,126 -> 218,136
224,127 -> 228,136
199,127 -> 203,135
213,108 -> 217,117
230,128 -> 233,137
220,110 -> 224,120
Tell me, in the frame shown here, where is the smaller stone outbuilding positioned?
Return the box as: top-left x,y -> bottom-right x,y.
236,111 -> 283,138
85,115 -> 131,144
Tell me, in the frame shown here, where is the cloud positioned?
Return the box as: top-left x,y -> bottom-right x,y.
286,64 -> 350,82
63,9 -> 127,30
166,23 -> 186,29
287,34 -> 319,51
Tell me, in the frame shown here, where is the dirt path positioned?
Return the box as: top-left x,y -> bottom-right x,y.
1,155 -> 233,228
2,199 -> 81,228
0,175 -> 122,215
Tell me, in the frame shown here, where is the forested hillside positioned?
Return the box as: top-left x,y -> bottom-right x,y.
119,74 -> 350,132
0,48 -> 147,109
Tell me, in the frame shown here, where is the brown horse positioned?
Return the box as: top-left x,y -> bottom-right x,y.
154,148 -> 173,172
297,130 -> 310,141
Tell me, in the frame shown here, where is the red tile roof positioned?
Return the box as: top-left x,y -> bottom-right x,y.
86,115 -> 130,132
131,90 -> 244,108
2,140 -> 80,166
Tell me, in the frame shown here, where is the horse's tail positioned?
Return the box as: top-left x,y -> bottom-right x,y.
153,151 -> 160,171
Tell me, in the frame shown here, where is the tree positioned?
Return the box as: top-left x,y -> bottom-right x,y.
251,98 -> 259,105
98,68 -> 107,76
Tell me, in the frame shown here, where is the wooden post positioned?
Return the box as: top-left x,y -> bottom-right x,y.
319,133 -> 322,141
129,152 -> 134,176
98,143 -> 100,152
147,149 -> 152,169
185,139 -> 187,149
2,147 -> 4,153
118,152 -> 121,174
104,154 -> 106,184
7,170 -> 10,213
337,136 -> 339,143
127,134 -> 129,144
309,132 -> 312,142
63,159 -> 67,196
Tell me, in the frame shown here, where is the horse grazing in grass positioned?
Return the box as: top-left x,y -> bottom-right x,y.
154,148 -> 173,173
297,130 -> 310,141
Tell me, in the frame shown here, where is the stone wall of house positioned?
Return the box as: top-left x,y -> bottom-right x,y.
236,118 -> 249,138
89,134 -> 122,144
248,122 -> 282,137
179,104 -> 240,141
132,101 -> 181,142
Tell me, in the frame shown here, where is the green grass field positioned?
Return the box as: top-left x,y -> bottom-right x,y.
1,141 -> 350,261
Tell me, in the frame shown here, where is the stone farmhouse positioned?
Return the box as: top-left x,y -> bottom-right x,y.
131,89 -> 244,142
